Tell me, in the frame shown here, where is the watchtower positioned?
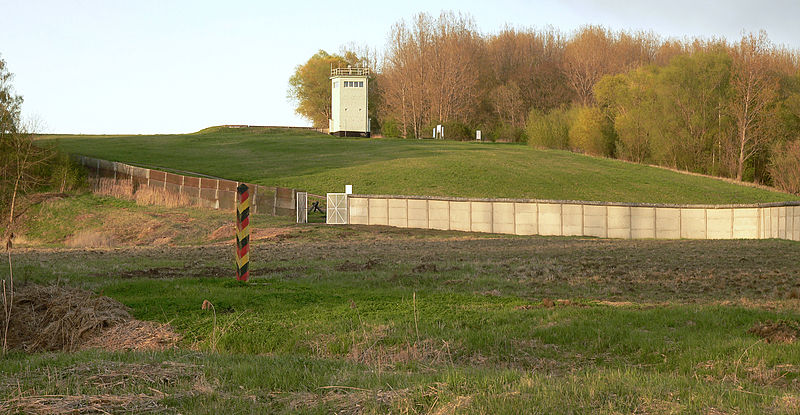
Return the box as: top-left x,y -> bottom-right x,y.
329,66 -> 370,137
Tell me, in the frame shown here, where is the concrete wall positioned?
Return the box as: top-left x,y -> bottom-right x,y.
346,195 -> 800,242
78,156 -> 298,216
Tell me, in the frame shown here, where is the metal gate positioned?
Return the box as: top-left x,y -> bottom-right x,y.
296,192 -> 307,223
326,193 -> 348,224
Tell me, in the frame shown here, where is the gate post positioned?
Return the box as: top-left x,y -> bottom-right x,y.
297,192 -> 308,223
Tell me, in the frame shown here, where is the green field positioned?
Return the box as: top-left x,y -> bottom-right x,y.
42,126 -> 798,204
2,195 -> 800,414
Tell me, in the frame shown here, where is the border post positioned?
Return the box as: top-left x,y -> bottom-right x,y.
236,183 -> 251,281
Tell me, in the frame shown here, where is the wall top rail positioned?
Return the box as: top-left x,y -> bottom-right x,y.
346,194 -> 800,209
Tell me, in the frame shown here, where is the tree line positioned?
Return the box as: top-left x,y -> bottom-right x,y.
289,12 -> 800,192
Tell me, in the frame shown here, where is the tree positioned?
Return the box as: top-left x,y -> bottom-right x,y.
380,12 -> 481,138
1,56 -> 25,353
287,50 -> 349,128
768,140 -> 800,194
1,54 -> 25,232
727,31 -> 782,181
1,57 -> 64,353
562,26 -> 652,106
568,105 -> 615,156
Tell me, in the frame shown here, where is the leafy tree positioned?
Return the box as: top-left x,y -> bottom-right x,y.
1,56 -> 84,353
0,59 -> 22,135
568,105 -> 615,156
287,50 -> 349,128
525,106 -> 576,149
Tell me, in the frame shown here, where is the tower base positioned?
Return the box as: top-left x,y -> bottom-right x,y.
330,131 -> 371,138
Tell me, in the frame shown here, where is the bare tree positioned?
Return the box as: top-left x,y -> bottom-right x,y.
727,31 -> 781,181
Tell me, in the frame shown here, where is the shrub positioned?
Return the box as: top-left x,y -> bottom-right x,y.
568,106 -> 616,157
768,140 -> 800,194
379,119 -> 403,138
525,107 -> 576,150
491,122 -> 527,143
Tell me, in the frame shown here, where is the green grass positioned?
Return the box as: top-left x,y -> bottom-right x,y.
41,126 -> 798,204
3,216 -> 800,413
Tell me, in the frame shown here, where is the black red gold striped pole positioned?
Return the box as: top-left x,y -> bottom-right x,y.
236,183 -> 250,281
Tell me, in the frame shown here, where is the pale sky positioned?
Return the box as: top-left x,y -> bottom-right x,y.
2,0 -> 799,134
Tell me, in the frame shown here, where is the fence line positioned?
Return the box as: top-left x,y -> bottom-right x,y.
77,156 -> 298,216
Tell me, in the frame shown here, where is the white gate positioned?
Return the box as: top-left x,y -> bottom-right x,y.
326,193 -> 348,224
296,192 -> 307,223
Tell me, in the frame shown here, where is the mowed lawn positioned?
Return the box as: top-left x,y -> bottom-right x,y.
42,126 -> 798,204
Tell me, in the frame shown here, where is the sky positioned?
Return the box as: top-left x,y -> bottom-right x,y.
2,0 -> 799,134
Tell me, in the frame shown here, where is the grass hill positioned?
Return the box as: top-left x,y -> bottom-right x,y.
41,126 -> 798,205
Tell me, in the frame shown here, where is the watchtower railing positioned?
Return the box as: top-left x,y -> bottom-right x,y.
331,67 -> 369,77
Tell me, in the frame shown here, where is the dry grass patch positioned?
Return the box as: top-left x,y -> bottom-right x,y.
748,320 -> 800,344
0,393 -> 167,415
774,394 -> 800,414
81,320 -> 181,351
278,383 -> 448,414
0,361 -> 200,414
91,177 -> 192,208
65,230 -> 114,248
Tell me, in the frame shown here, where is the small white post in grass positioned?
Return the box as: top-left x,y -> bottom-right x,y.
345,185 -> 353,195
476,130 -> 482,141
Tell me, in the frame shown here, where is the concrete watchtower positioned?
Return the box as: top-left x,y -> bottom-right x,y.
329,66 -> 370,137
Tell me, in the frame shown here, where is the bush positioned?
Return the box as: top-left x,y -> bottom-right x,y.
491,122 -> 527,143
568,106 -> 616,157
443,121 -> 473,141
379,119 -> 403,138
525,107 -> 576,150
768,140 -> 800,194
423,121 -> 473,141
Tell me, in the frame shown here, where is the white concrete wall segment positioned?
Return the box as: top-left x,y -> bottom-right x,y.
471,202 -> 493,233
407,199 -> 429,229
779,207 -> 788,240
561,204 -> 580,236
706,209 -> 733,239
388,198 -> 408,227
428,200 -> 450,230
514,202 -> 538,235
760,208 -> 771,239
368,198 -> 388,225
680,209 -> 706,239
607,206 -> 631,239
343,194 -> 800,241
492,202 -> 515,234
630,207 -> 656,239
770,207 -> 780,239
583,205 -> 607,237
449,201 -> 471,232
537,203 -> 562,236
655,208 -> 681,239
562,204 -> 583,236
732,208 -> 759,239
348,197 -> 369,225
